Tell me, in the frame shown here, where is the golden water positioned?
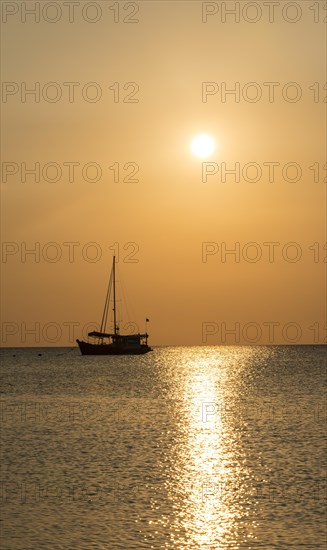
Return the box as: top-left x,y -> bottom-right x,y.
1,346 -> 326,548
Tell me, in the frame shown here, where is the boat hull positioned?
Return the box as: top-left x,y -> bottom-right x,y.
76,339 -> 152,355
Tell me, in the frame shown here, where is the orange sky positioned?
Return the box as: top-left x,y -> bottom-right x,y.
1,1 -> 326,346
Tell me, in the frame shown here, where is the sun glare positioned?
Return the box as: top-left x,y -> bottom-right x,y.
191,134 -> 215,158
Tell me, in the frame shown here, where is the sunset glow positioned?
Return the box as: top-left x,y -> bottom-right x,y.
1,2 -> 325,348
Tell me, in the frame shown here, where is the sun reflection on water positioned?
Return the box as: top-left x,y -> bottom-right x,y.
163,347 -> 261,549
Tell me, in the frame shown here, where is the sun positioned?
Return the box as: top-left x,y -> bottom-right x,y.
191,134 -> 215,158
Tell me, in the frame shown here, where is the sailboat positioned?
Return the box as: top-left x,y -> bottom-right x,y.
76,256 -> 152,355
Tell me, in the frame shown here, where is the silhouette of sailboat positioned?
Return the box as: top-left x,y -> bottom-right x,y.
76,256 -> 152,355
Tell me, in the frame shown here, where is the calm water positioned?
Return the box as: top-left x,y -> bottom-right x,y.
0,346 -> 326,549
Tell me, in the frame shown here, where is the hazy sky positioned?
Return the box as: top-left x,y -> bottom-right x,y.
1,0 -> 326,346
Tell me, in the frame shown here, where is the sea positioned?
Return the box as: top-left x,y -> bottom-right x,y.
0,345 -> 326,549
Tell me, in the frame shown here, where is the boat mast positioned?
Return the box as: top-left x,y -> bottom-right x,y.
113,255 -> 117,335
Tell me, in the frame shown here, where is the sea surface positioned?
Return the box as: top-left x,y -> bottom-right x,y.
0,345 -> 326,549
